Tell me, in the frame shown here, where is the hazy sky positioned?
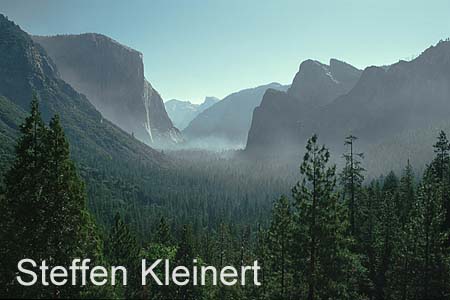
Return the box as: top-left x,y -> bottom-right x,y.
1,0 -> 449,103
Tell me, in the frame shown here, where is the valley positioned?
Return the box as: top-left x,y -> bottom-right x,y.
2,8 -> 450,299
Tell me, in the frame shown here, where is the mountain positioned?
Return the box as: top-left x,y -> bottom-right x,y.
183,82 -> 288,148
245,40 -> 450,173
288,59 -> 362,107
312,41 -> 450,143
32,33 -> 182,147
165,96 -> 219,130
0,14 -> 165,177
246,59 -> 362,155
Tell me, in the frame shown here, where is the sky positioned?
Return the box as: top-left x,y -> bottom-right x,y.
1,0 -> 450,103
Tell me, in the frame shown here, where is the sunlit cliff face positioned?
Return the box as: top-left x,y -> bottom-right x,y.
33,33 -> 182,147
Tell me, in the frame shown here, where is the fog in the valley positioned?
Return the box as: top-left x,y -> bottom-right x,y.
164,40 -> 450,181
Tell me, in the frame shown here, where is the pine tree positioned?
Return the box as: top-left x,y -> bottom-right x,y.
216,222 -> 234,268
105,213 -> 141,298
432,131 -> 449,182
375,184 -> 400,300
390,161 -> 417,300
174,224 -> 202,300
267,195 -> 293,300
0,94 -> 48,297
357,182 -> 381,299
382,171 -> 399,194
45,115 -> 97,264
0,95 -> 107,298
431,131 -> 450,232
359,173 -> 401,300
291,134 -> 360,300
414,167 -> 450,299
142,238 -> 177,299
156,216 -> 172,246
340,135 -> 365,236
398,161 -> 415,224
47,114 -> 109,298
254,224 -> 268,300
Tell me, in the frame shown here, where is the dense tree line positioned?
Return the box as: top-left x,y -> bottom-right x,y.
76,141 -> 294,243
1,95 -> 450,299
260,133 -> 450,300
0,95 -> 111,298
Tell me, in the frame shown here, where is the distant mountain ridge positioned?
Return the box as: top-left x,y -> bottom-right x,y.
313,40 -> 450,143
183,82 -> 288,148
33,33 -> 182,147
246,59 -> 362,154
165,96 -> 219,130
288,59 -> 362,107
0,14 -> 164,175
245,40 -> 450,169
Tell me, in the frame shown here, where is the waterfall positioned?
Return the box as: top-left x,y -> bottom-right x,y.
143,80 -> 154,143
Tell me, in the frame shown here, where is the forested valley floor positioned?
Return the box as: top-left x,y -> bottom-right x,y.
1,98 -> 450,299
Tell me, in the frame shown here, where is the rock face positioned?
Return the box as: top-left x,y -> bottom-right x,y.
0,14 -> 164,168
313,40 -> 450,143
165,96 -> 219,130
289,59 -> 362,107
246,40 -> 450,161
246,59 -> 361,155
33,33 -> 182,146
183,82 -> 288,148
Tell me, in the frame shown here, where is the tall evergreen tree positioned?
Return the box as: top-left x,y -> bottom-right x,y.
105,213 -> 141,299
0,95 -> 107,298
432,131 -> 449,182
174,224 -> 202,300
390,161 -> 418,300
414,167 -> 450,299
156,216 -> 172,246
267,195 -> 293,300
0,94 -> 48,297
357,182 -> 382,299
431,131 -> 450,232
375,186 -> 400,300
397,161 -> 415,224
292,134 -> 360,300
253,224 -> 268,300
359,172 -> 401,300
142,237 -> 177,300
340,135 -> 365,236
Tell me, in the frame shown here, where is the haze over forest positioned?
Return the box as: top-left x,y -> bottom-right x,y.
2,2 -> 450,299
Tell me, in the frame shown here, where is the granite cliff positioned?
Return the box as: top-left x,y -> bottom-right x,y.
33,33 -> 182,146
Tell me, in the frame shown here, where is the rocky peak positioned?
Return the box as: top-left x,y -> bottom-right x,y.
416,39 -> 450,65
33,33 -> 181,147
183,83 -> 288,148
202,96 -> 220,106
329,59 -> 362,88
0,13 -> 164,165
287,59 -> 361,108
165,96 -> 218,131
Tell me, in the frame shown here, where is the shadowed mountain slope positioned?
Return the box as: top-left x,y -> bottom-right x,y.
33,33 -> 182,147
